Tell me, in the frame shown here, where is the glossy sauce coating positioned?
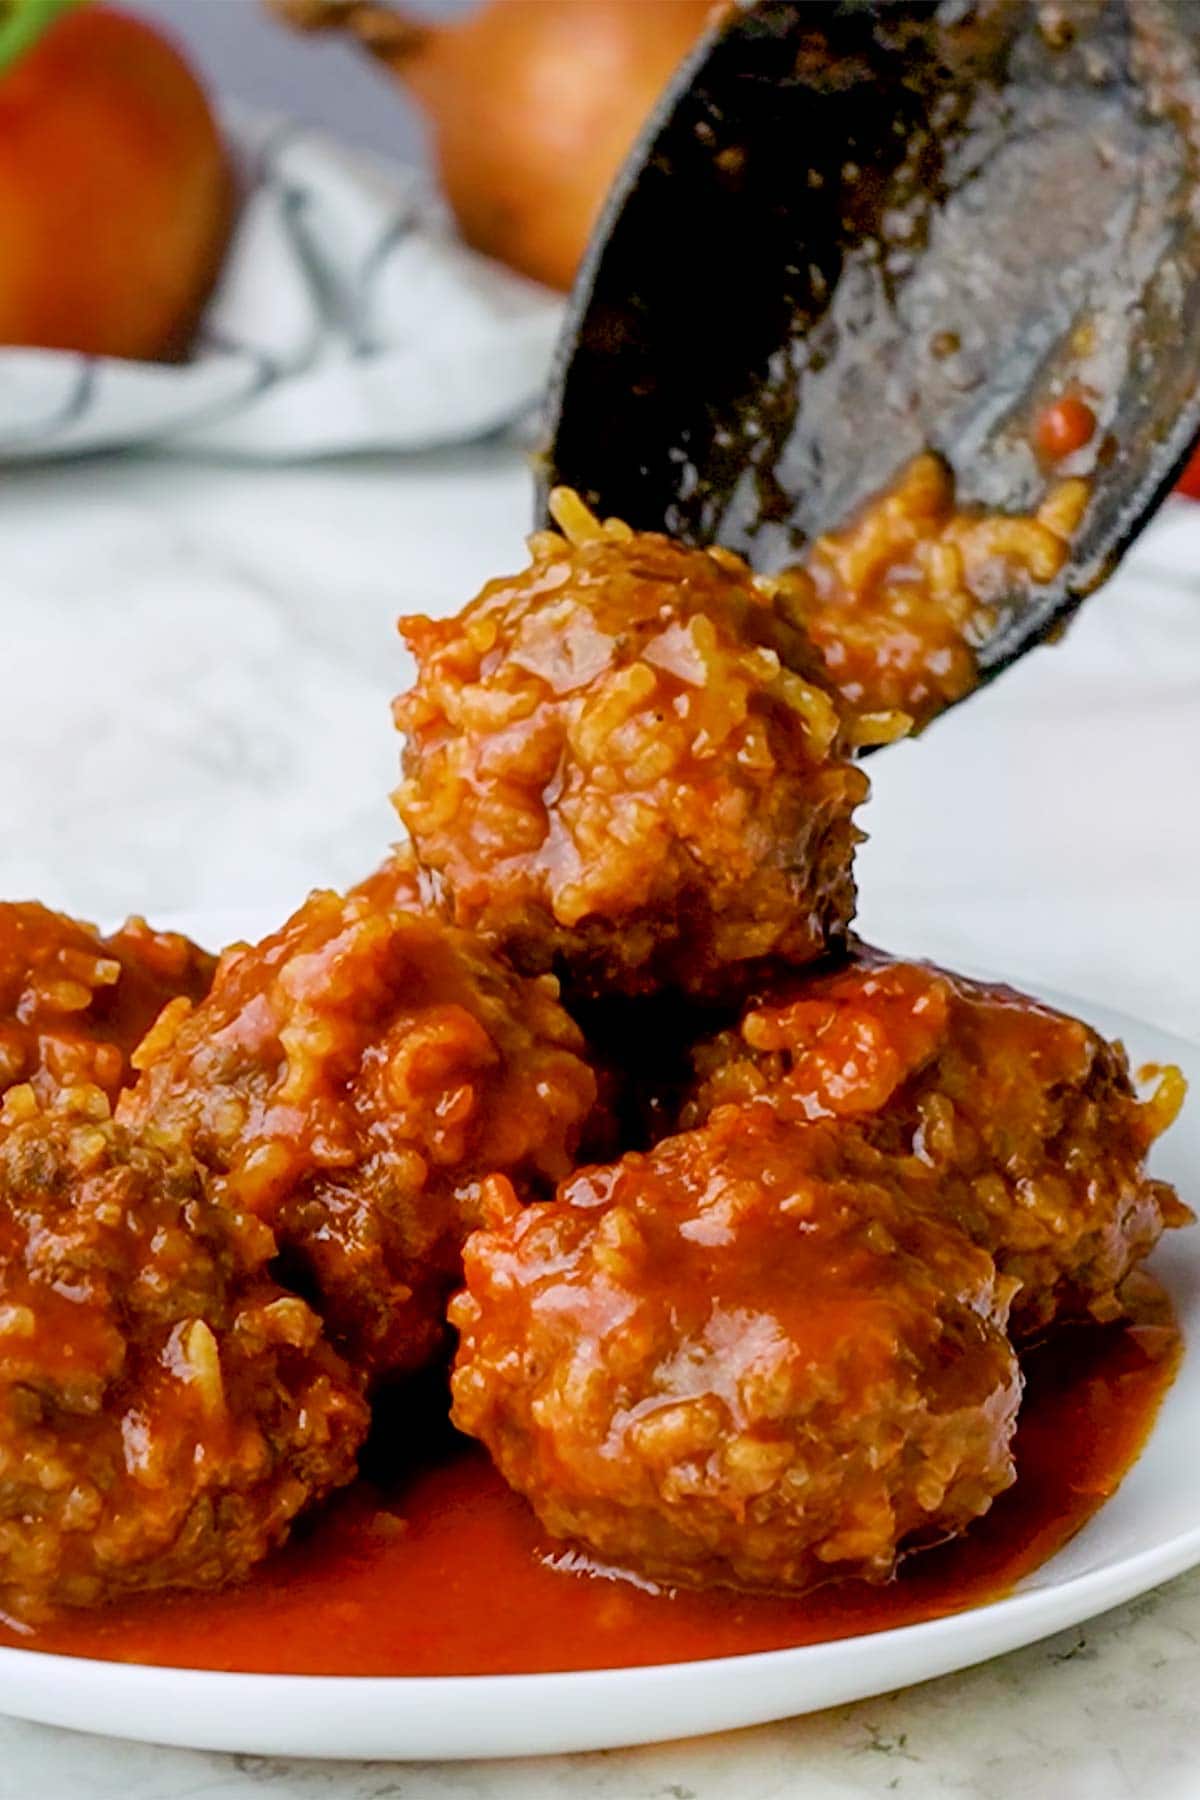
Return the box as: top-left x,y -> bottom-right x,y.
0,1287 -> 1176,1674
119,864 -> 597,1383
395,492 -> 873,999
0,1096 -> 366,1622
686,947 -> 1189,1338
451,1105 -> 1022,1595
0,903 -> 214,1108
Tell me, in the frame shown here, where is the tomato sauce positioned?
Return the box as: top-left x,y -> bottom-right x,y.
0,1281 -> 1179,1678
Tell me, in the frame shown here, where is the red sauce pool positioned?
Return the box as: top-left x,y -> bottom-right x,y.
0,1285 -> 1180,1678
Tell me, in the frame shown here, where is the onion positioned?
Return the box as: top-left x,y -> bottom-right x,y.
267,0 -> 716,291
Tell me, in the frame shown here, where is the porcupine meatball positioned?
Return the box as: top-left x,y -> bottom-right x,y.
0,901 -> 215,1108
119,856 -> 598,1384
393,491 -> 889,1000
450,1104 -> 1021,1595
0,1087 -> 366,1620
683,947 -> 1189,1337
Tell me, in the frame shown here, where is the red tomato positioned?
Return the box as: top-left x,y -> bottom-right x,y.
0,3 -> 232,360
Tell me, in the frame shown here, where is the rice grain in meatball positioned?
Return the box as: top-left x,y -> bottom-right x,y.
451,1105 -> 1021,1596
120,866 -> 598,1383
393,493 -> 887,999
684,947 -> 1189,1336
0,1088 -> 366,1620
0,902 -> 214,1109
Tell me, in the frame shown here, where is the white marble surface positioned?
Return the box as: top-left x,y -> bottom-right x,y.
1,443 -> 1199,1797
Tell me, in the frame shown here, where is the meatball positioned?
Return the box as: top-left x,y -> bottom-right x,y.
0,901 -> 214,1108
684,947 -> 1189,1336
120,868 -> 598,1383
450,1104 -> 1021,1595
393,491 -> 883,999
0,1088 -> 366,1620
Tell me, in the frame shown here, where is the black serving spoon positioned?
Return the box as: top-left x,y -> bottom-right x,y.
540,0 -> 1200,704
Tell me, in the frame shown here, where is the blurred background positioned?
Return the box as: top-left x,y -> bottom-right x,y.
127,0 -> 438,161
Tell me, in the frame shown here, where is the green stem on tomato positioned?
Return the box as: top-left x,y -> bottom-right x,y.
0,0 -> 83,77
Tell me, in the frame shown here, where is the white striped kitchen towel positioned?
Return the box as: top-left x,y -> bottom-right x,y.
0,112 -> 564,462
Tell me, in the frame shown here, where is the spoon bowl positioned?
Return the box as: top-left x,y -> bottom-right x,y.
541,0 -> 1200,698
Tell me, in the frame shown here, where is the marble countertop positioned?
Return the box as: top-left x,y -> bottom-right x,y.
1,442 -> 1199,1799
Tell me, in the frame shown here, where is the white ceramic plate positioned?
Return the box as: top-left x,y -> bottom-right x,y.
0,968 -> 1196,1763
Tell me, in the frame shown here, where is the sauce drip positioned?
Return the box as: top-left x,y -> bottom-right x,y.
0,1285 -> 1179,1678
